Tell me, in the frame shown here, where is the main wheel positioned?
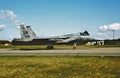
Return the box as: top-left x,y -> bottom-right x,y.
46,44 -> 54,49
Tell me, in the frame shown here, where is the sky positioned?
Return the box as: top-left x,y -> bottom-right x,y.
0,0 -> 120,41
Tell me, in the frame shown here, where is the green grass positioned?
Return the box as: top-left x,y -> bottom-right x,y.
0,44 -> 120,49
0,45 -> 48,49
0,56 -> 120,78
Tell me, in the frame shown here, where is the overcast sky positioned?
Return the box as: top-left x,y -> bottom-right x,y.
0,0 -> 120,41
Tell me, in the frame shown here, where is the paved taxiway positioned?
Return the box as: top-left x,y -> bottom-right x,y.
0,48 -> 120,56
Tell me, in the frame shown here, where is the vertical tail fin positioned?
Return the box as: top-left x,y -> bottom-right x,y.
80,31 -> 90,36
20,25 -> 30,41
26,26 -> 37,39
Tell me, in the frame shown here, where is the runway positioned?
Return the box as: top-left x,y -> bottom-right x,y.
0,47 -> 120,56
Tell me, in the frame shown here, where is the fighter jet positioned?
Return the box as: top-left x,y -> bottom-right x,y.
12,25 -> 91,48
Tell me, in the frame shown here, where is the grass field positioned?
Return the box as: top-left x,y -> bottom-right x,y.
0,56 -> 120,78
0,44 -> 120,49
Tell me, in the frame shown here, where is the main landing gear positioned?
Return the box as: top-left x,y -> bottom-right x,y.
46,43 -> 54,49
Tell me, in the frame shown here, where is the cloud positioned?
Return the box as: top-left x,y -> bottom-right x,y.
97,32 -> 105,35
0,24 -> 6,31
109,23 -> 120,30
0,10 -> 23,27
99,25 -> 108,32
99,23 -> 120,32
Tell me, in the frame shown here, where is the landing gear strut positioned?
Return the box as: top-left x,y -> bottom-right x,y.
46,43 -> 54,49
73,42 -> 77,49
